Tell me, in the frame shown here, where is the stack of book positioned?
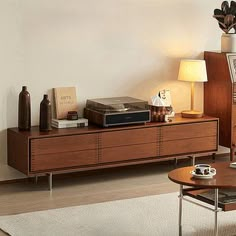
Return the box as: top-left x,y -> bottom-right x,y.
52,118 -> 88,129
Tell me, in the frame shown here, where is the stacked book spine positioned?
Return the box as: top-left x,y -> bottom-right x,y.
51,118 -> 88,128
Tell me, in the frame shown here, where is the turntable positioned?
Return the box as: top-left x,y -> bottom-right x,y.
84,96 -> 150,127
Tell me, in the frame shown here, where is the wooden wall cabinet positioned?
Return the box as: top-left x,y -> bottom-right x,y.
204,51 -> 236,160
8,114 -> 218,184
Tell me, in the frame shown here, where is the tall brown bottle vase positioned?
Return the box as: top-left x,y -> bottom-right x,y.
18,86 -> 31,131
39,94 -> 52,132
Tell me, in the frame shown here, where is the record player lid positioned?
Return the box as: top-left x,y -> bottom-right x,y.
86,96 -> 148,113
87,96 -> 146,105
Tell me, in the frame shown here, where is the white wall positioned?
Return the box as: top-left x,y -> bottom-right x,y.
0,0 -> 225,176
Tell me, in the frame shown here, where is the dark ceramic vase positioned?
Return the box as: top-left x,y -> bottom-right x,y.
39,94 -> 52,132
18,86 -> 31,131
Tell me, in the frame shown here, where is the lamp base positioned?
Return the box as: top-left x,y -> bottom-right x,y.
181,110 -> 203,118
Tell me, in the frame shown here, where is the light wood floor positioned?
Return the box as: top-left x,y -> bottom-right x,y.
0,155 -> 230,235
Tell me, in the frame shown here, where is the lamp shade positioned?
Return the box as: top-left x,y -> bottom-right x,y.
178,60 -> 208,82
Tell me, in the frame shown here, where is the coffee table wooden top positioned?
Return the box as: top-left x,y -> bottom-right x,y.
168,162 -> 236,189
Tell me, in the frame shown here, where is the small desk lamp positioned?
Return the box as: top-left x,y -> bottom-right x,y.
178,59 -> 208,118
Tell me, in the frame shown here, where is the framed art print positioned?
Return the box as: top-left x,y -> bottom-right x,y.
226,53 -> 236,82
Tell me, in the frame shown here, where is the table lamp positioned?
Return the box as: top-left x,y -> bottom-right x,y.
178,59 -> 208,118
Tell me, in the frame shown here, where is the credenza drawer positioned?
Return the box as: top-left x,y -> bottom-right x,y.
31,149 -> 98,171
159,136 -> 217,157
100,127 -> 157,148
160,121 -> 217,141
100,143 -> 157,163
30,133 -> 98,171
31,133 -> 98,155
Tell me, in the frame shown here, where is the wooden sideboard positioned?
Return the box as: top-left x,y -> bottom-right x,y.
7,114 -> 218,189
204,51 -> 236,160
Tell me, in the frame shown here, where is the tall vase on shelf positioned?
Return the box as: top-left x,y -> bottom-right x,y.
18,86 -> 31,131
39,94 -> 52,132
213,1 -> 236,52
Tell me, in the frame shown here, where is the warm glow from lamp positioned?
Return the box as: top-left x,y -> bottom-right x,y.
178,60 -> 208,118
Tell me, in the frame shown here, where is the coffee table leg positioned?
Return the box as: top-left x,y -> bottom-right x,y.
214,188 -> 218,236
230,145 -> 235,161
179,184 -> 183,236
47,173 -> 53,191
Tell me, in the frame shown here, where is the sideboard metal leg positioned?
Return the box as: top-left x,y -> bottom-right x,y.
35,175 -> 38,184
191,155 -> 195,166
188,155 -> 195,166
47,173 -> 53,191
178,184 -> 183,236
212,153 -> 216,162
174,158 -> 178,168
214,188 -> 219,236
230,145 -> 235,161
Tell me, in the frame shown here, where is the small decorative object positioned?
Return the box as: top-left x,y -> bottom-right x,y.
53,87 -> 78,119
149,105 -> 173,122
178,60 -> 208,118
213,1 -> 236,52
39,94 -> 52,131
149,90 -> 174,122
149,106 -> 165,122
67,111 -> 78,120
18,86 -> 31,131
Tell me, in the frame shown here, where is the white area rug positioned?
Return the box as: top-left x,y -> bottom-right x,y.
0,192 -> 236,236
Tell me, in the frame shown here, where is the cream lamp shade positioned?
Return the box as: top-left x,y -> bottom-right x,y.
178,60 -> 208,118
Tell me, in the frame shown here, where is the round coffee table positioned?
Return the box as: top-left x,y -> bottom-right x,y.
168,162 -> 236,236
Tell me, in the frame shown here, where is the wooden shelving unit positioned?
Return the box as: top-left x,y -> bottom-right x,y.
204,51 -> 236,160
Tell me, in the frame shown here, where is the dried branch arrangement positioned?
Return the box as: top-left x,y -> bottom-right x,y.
213,1 -> 236,33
